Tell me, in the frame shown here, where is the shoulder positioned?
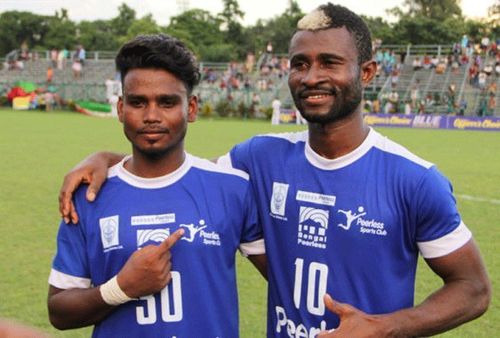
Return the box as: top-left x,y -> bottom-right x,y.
189,154 -> 249,181
370,130 -> 434,170
239,131 -> 308,151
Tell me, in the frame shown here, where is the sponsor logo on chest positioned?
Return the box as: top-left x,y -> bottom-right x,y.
268,183 -> 389,250
98,214 -> 221,252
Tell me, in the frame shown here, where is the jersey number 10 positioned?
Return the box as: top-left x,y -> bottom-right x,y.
293,258 -> 328,316
136,271 -> 183,324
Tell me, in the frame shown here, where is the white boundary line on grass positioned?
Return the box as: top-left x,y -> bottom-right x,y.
456,194 -> 500,205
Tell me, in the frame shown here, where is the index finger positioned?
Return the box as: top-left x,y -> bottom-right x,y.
158,228 -> 185,252
59,174 -> 85,223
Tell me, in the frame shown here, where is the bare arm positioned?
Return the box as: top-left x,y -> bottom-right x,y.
48,229 -> 184,330
48,286 -> 114,330
319,239 -> 491,337
247,254 -> 268,280
59,152 -> 125,224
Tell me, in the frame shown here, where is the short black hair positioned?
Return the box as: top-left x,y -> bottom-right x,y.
115,34 -> 200,94
299,3 -> 372,64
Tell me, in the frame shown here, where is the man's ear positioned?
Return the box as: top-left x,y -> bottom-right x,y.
187,95 -> 198,122
360,60 -> 377,87
117,96 -> 124,123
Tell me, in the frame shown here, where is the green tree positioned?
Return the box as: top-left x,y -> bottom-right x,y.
111,3 -> 136,36
44,10 -> 77,49
0,11 -> 51,54
78,20 -> 118,51
218,0 -> 247,59
167,9 -> 226,60
362,16 -> 394,44
393,0 -> 462,20
247,0 -> 303,56
123,14 -> 162,44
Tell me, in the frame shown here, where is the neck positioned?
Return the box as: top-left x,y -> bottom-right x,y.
307,111 -> 369,160
124,145 -> 186,178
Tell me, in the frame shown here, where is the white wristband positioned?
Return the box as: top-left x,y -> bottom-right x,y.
100,275 -> 135,306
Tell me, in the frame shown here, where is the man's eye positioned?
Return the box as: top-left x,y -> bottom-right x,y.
159,100 -> 175,108
291,61 -> 307,70
129,100 -> 144,107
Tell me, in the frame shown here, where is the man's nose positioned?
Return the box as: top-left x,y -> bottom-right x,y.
301,64 -> 326,87
143,104 -> 161,122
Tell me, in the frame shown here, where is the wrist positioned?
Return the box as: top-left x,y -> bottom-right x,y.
99,275 -> 136,306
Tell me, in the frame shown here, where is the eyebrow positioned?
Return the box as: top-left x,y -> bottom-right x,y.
124,94 -> 182,101
290,52 -> 346,63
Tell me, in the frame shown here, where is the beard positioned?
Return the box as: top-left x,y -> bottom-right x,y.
292,76 -> 363,125
126,126 -> 187,161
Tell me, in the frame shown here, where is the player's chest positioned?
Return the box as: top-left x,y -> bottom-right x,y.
260,174 -> 407,249
85,200 -> 235,258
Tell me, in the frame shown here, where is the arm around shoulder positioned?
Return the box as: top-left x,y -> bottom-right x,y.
59,151 -> 126,223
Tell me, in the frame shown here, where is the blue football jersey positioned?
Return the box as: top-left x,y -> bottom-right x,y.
49,153 -> 264,338
221,128 -> 472,337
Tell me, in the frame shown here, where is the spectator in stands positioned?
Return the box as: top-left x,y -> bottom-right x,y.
446,84 -> 457,114
412,57 -> 422,71
57,48 -> 68,70
372,98 -> 381,113
423,93 -> 435,114
271,97 -> 281,125
266,41 -> 273,55
375,49 -> 383,65
404,99 -> 412,115
487,82 -> 497,97
245,52 -> 255,73
250,92 -> 260,117
483,63 -> 493,77
410,81 -> 420,111
460,53 -> 469,66
390,67 -> 400,86
50,49 -> 58,68
47,66 -> 54,83
77,44 -> 86,66
469,63 -> 479,86
477,71 -> 487,90
430,55 -> 439,69
451,56 -> 460,74
72,59 -> 82,79
480,36 -> 490,54
385,86 -> 399,113
436,58 -> 447,74
477,92 -> 488,116
487,93 -> 496,116
458,98 -> 467,115
422,54 -> 432,69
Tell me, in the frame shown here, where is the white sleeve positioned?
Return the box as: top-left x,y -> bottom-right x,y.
239,238 -> 265,257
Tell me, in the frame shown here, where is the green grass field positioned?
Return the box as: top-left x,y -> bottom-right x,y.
0,108 -> 498,337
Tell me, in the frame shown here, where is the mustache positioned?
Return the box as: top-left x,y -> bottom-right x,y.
137,127 -> 169,134
297,87 -> 337,98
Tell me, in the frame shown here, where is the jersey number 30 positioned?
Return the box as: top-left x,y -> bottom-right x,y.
136,271 -> 183,324
294,258 -> 328,316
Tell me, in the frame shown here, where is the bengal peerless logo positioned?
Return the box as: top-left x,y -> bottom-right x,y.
297,207 -> 329,249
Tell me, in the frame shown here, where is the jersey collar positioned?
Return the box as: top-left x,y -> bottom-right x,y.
110,153 -> 192,189
304,128 -> 377,170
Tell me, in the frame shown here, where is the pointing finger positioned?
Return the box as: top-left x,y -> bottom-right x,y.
158,228 -> 184,252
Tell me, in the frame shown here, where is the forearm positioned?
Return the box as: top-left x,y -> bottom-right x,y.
48,286 -> 115,330
88,151 -> 126,168
384,278 -> 490,337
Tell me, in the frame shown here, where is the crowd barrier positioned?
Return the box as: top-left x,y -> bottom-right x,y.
364,113 -> 500,132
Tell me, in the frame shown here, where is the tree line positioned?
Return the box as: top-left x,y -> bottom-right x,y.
0,0 -> 498,61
